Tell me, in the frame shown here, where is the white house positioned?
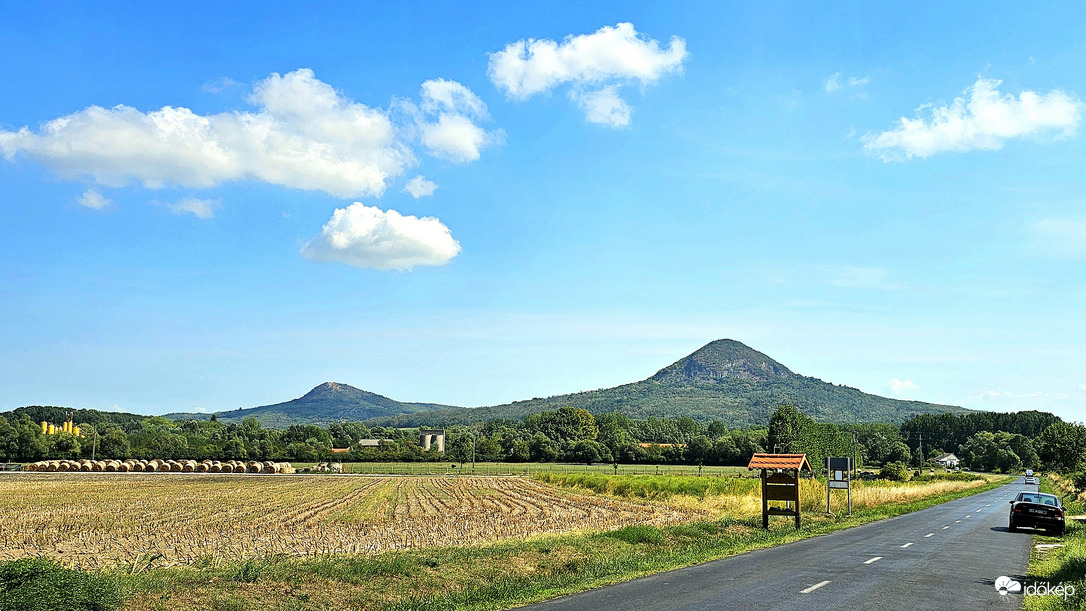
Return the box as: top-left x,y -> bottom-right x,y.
934,453 -> 960,469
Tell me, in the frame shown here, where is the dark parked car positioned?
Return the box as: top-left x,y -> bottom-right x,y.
1009,492 -> 1065,535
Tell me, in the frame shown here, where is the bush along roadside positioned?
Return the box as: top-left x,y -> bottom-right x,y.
0,557 -> 123,611
1024,476 -> 1086,611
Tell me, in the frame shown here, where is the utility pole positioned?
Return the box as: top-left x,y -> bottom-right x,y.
918,433 -> 923,469
91,428 -> 97,461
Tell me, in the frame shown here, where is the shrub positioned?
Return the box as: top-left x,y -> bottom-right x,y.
0,558 -> 122,611
879,462 -> 911,482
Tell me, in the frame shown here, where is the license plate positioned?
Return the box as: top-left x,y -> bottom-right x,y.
1029,509 -> 1045,514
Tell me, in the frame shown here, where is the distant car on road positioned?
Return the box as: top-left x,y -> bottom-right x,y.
1025,476 -> 1037,485
1009,492 -> 1065,535
1026,469 -> 1034,476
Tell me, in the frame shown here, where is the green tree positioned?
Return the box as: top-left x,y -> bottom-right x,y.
1036,422 -> 1086,472
98,427 -> 131,460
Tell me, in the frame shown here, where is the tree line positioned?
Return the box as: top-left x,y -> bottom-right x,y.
1,404 -> 1082,474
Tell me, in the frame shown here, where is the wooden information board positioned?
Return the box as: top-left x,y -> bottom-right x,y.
748,453 -> 812,529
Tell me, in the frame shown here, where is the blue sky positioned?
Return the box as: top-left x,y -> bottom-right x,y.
2,2 -> 1085,420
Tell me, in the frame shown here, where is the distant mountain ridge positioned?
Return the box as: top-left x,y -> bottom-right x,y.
165,339 -> 971,428
374,339 -> 971,428
165,382 -> 457,427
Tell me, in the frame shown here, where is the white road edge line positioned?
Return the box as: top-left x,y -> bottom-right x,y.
801,581 -> 831,594
864,557 -> 882,564
925,533 -> 935,537
901,542 -> 913,548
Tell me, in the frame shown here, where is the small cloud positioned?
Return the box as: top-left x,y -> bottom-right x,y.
824,73 -> 841,93
156,197 -> 217,219
200,77 -> 241,94
301,202 -> 460,271
109,403 -> 128,413
488,22 -> 686,126
403,175 -> 438,198
863,78 -> 1082,161
193,407 -> 208,413
1028,218 -> 1086,259
888,378 -> 918,395
825,73 -> 868,94
570,86 -> 632,128
77,189 -> 111,210
404,79 -> 502,163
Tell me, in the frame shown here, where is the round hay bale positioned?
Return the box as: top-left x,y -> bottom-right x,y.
129,462 -> 143,473
146,460 -> 160,471
181,460 -> 196,473
158,462 -> 172,472
262,462 -> 276,474
118,462 -> 130,472
209,462 -> 222,473
56,462 -> 70,472
247,462 -> 261,474
104,461 -> 118,472
92,461 -> 105,472
170,461 -> 183,472
79,462 -> 92,472
195,462 -> 209,473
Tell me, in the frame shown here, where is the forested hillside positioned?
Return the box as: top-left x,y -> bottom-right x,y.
373,340 -> 970,428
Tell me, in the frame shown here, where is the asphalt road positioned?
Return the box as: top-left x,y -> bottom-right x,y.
520,478 -> 1036,611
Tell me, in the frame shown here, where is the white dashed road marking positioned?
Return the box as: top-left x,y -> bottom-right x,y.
802,581 -> 831,594
901,543 -> 913,548
864,557 -> 882,564
925,533 -> 935,537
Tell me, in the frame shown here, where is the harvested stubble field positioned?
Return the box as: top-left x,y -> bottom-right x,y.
0,474 -> 699,570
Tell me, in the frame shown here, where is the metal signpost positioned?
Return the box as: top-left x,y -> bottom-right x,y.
826,457 -> 852,515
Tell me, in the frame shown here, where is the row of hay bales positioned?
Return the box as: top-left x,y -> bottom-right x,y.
24,459 -> 294,474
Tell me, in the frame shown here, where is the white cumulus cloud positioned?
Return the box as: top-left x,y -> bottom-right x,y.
403,175 -> 438,198
301,202 -> 460,271
158,197 -> 216,219
0,69 -> 498,199
488,22 -> 686,127
864,78 -> 1082,161
77,189 -> 111,210
888,378 -> 918,395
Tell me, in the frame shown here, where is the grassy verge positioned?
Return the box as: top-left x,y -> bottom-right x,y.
112,475 -> 1010,611
1024,476 -> 1086,610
